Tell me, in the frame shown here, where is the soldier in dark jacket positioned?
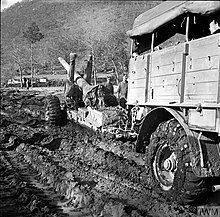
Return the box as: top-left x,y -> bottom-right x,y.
118,74 -> 128,108
102,75 -> 118,107
104,76 -> 114,95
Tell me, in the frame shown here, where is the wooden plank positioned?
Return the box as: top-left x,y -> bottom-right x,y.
129,54 -> 148,79
150,95 -> 180,102
149,99 -> 177,103
185,81 -> 218,94
130,78 -> 147,88
128,54 -> 147,104
185,69 -> 219,83
151,79 -> 180,90
150,85 -> 180,101
188,34 -> 219,49
189,48 -> 218,61
151,74 -> 181,86
184,94 -> 217,103
151,62 -> 182,76
185,81 -> 218,102
129,70 -> 146,80
151,43 -> 184,66
186,55 -> 219,72
188,35 -> 219,58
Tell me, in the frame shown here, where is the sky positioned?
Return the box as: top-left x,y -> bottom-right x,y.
1,0 -> 23,11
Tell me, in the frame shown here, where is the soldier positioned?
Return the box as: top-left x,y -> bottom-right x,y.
118,74 -> 128,108
209,18 -> 220,34
104,75 -> 114,95
99,75 -> 118,107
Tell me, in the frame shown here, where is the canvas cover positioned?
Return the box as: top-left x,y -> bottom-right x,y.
127,1 -> 220,38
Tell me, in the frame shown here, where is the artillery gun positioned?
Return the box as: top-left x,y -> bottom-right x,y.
44,1 -> 220,205
45,53 -> 135,138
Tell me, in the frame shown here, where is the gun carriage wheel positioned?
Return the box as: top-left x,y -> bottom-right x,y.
44,95 -> 62,125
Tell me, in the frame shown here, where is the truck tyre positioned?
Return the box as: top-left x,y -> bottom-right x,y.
44,95 -> 62,125
147,119 -> 210,204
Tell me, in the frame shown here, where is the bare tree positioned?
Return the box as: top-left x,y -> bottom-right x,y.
23,22 -> 44,86
11,38 -> 30,87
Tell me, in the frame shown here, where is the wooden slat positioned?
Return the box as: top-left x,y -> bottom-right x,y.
152,85 -> 179,96
189,34 -> 219,48
151,74 -> 181,86
188,34 -> 219,58
184,94 -> 217,103
151,43 -> 184,66
185,81 -> 218,103
130,78 -> 147,88
128,53 -> 148,104
150,85 -> 180,101
150,95 -> 180,102
185,81 -> 218,94
129,70 -> 146,80
189,44 -> 218,58
186,55 -> 219,72
185,69 -> 219,83
129,54 -> 148,79
151,62 -> 182,76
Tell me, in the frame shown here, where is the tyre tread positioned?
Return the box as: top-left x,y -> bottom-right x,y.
147,119 -> 210,204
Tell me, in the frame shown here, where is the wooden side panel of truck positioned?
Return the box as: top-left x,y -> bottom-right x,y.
128,33 -> 220,134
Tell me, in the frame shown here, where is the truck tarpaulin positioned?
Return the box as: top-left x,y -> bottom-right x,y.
127,1 -> 220,38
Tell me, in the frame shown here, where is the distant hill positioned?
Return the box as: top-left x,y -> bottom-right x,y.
1,0 -> 162,82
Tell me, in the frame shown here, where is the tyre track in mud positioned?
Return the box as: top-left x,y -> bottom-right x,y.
8,119 -> 197,217
0,89 -> 208,216
56,123 -> 199,216
0,150 -> 69,217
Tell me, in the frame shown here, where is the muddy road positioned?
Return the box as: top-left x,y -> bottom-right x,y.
0,87 -> 219,217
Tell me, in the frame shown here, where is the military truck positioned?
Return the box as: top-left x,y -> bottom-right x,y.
126,1 -> 220,204
44,1 -> 220,204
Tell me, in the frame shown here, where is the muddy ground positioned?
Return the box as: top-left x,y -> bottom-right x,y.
0,87 -> 220,217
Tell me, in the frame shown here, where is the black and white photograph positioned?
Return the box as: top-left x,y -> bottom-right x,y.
1,1 -> 220,216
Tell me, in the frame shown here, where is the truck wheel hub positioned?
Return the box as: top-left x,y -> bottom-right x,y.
163,157 -> 176,171
153,142 -> 178,191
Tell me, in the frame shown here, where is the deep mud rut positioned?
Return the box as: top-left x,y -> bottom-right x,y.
0,88 -> 219,217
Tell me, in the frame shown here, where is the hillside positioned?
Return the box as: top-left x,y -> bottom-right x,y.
1,0 -> 162,82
